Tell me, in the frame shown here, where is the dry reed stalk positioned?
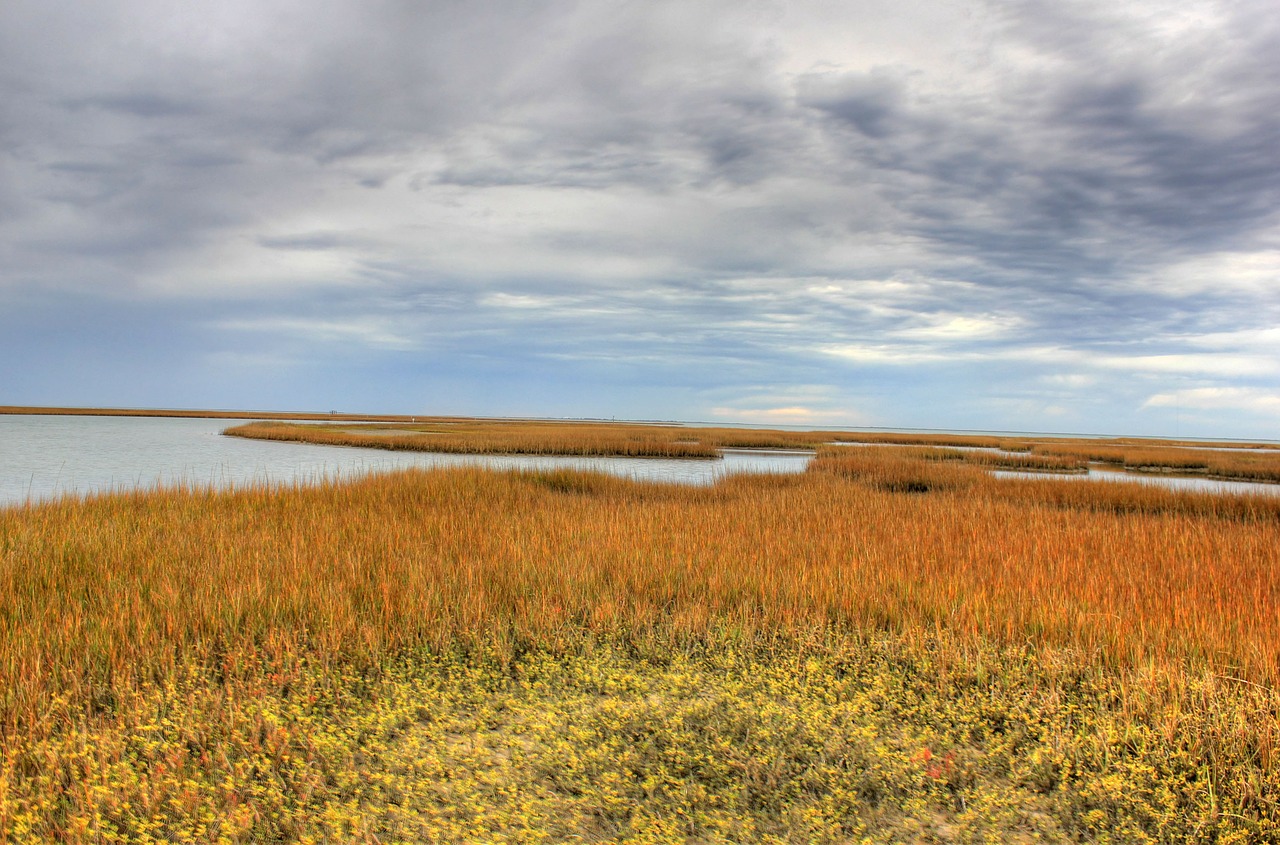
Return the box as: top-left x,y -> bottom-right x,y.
4,453 -> 1279,744
224,421 -> 725,458
1034,443 -> 1280,483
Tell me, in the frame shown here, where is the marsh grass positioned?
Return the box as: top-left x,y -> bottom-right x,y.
228,421 -> 1033,456
3,438 -> 1280,840
826,436 -> 1280,482
223,419 -> 862,457
222,417 -> 1277,482
224,420 -> 727,457
1031,443 -> 1280,483
830,432 -> 1016,449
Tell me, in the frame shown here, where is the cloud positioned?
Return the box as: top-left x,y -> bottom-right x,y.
1093,353 -> 1277,378
797,71 -> 906,138
1143,387 -> 1280,415
217,315 -> 419,350
894,313 -> 1023,342
711,407 -> 870,425
1,0 -> 1278,436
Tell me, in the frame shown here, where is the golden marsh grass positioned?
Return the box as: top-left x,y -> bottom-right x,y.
223,420 -> 725,457
1032,442 -> 1280,483
225,419 -> 1280,482
3,431 -> 1280,840
222,419 -> 844,457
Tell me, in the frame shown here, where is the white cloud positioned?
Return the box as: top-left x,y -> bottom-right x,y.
1143,248 -> 1280,297
895,313 -> 1022,341
819,343 -> 950,366
1143,387 -> 1280,415
1094,353 -> 1277,378
217,316 -> 419,350
143,235 -> 367,297
708,405 -> 870,426
1040,373 -> 1098,388
479,292 -> 563,310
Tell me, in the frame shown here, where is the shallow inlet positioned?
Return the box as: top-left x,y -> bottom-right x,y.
828,440 -> 1280,496
993,465 -> 1280,496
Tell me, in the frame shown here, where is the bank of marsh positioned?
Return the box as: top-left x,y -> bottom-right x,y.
2,436 -> 1279,841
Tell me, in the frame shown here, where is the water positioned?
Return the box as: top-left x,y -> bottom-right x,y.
992,467 -> 1280,496
4,416 -> 1276,509
828,440 -> 1280,496
0,416 -> 814,508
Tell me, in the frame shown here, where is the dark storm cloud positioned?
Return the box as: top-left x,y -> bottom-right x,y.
797,72 -> 906,139
782,1 -> 1280,299
980,1 -> 1280,260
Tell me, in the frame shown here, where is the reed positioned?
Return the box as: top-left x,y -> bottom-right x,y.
5,455 -> 1279,714
830,432 -> 1013,449
223,420 -> 725,457
223,420 -> 1280,486
3,442 -> 1280,839
1034,442 -> 1280,482
913,446 -> 1087,472
223,419 -> 854,456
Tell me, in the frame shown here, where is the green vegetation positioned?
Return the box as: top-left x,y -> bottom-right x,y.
8,633 -> 1274,842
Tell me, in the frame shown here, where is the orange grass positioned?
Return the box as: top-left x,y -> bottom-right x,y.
136,413 -> 1280,484
825,433 -> 1280,482
221,419 -> 1100,460
5,448 -> 1280,840
830,432 -> 1015,449
4,454 -> 1279,743
222,419 -> 835,457
813,446 -> 1280,519
223,420 -> 725,457
903,446 -> 1088,473
1033,443 -> 1280,482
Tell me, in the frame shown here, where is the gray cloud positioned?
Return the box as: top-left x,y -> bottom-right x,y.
797,71 -> 907,138
1,0 -> 1277,435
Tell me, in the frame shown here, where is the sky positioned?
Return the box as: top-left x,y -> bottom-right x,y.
2,0 -> 1278,438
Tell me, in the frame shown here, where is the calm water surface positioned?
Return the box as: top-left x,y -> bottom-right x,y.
0,416 -> 813,507
992,467 -> 1280,496
4,416 -> 1276,508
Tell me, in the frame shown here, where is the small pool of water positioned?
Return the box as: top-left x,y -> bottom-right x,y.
828,440 -> 1280,496
992,467 -> 1280,497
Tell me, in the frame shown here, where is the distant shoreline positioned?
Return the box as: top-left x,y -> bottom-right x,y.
0,405 -> 452,423
0,406 -> 666,426
5,406 -> 1279,448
